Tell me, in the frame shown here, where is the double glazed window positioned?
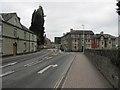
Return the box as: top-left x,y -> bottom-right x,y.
24,32 -> 26,40
14,28 -> 17,38
32,34 -> 34,40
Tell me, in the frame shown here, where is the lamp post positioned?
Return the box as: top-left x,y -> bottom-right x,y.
82,24 -> 85,53
116,1 -> 120,89
116,0 -> 120,47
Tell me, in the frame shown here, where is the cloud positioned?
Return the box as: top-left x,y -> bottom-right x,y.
41,2 -> 118,41
0,0 -> 118,42
0,0 -> 115,2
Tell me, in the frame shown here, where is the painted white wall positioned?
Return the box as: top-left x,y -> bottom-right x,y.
2,14 -> 37,55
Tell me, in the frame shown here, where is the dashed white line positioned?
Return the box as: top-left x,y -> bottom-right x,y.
0,62 -> 17,68
24,61 -> 42,67
24,56 -> 53,67
38,64 -> 58,74
0,71 -> 15,77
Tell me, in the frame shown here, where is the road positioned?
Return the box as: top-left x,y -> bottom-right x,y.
1,49 -> 76,88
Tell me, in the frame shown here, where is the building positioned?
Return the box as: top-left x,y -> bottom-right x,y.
0,13 -> 37,56
44,36 -> 52,49
118,35 -> 120,48
54,37 -> 61,49
0,15 -> 2,54
61,29 -> 94,52
93,31 -> 117,49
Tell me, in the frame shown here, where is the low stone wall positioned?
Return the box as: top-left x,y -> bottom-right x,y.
84,49 -> 119,88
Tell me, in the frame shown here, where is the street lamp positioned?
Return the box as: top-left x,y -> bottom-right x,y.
116,0 -> 120,48
82,24 -> 85,53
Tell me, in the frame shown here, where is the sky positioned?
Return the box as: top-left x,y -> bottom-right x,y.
0,0 -> 119,42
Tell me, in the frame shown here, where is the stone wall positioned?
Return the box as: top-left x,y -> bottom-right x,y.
84,49 -> 119,88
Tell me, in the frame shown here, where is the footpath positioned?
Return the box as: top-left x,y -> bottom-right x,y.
62,53 -> 112,88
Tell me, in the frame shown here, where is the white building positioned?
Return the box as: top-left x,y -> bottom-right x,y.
0,13 -> 37,56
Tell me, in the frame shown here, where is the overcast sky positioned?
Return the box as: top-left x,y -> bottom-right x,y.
0,0 -> 119,41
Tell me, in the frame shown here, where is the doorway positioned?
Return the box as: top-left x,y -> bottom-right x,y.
82,46 -> 84,52
13,42 -> 17,56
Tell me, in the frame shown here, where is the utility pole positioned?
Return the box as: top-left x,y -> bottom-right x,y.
116,0 -> 120,47
116,2 -> 120,46
82,24 -> 85,53
116,1 -> 120,89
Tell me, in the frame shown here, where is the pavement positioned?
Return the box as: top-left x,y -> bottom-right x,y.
62,52 -> 112,88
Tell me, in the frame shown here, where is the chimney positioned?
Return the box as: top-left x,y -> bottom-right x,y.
63,33 -> 65,36
100,31 -> 104,35
70,28 -> 74,32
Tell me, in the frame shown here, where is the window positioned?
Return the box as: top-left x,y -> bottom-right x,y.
76,35 -> 79,38
14,28 -> 17,38
101,37 -> 104,40
102,42 -> 104,45
109,42 -> 111,44
24,42 -> 26,52
75,46 -> 76,49
71,35 -> 74,38
24,32 -> 26,40
89,34 -> 90,39
105,41 -> 107,47
81,34 -> 84,39
75,40 -> 76,42
0,25 -> 2,36
88,39 -> 90,42
32,43 -> 34,51
32,34 -> 34,40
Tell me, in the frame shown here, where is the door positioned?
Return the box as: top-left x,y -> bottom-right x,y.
82,46 -> 84,52
13,43 -> 17,56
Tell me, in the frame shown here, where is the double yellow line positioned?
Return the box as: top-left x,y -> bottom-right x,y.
53,74 -> 64,90
53,55 -> 76,90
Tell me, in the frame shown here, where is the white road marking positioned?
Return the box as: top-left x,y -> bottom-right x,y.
0,62 -> 17,68
0,71 -> 15,77
47,57 -> 52,59
52,64 -> 58,68
24,61 -> 42,67
24,56 -> 53,67
38,64 -> 58,74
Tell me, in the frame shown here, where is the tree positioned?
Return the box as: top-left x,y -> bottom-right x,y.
116,1 -> 120,15
30,6 -> 45,46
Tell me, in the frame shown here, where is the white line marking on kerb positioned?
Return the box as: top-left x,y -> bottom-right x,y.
38,64 -> 58,74
0,71 -> 15,78
0,62 -> 17,68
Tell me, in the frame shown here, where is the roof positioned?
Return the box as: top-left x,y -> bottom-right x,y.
0,13 -> 16,22
62,30 -> 94,38
0,12 -> 34,34
21,25 -> 33,33
69,30 -> 94,35
0,14 -> 4,21
95,34 -> 116,39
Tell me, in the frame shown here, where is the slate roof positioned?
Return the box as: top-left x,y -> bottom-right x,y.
69,30 -> 94,35
95,34 -> 116,39
0,12 -> 34,33
62,30 -> 94,38
0,13 -> 16,22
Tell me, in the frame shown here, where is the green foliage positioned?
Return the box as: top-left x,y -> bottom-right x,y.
30,6 -> 45,45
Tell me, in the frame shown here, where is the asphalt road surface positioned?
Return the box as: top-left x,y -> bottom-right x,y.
1,49 -> 76,88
